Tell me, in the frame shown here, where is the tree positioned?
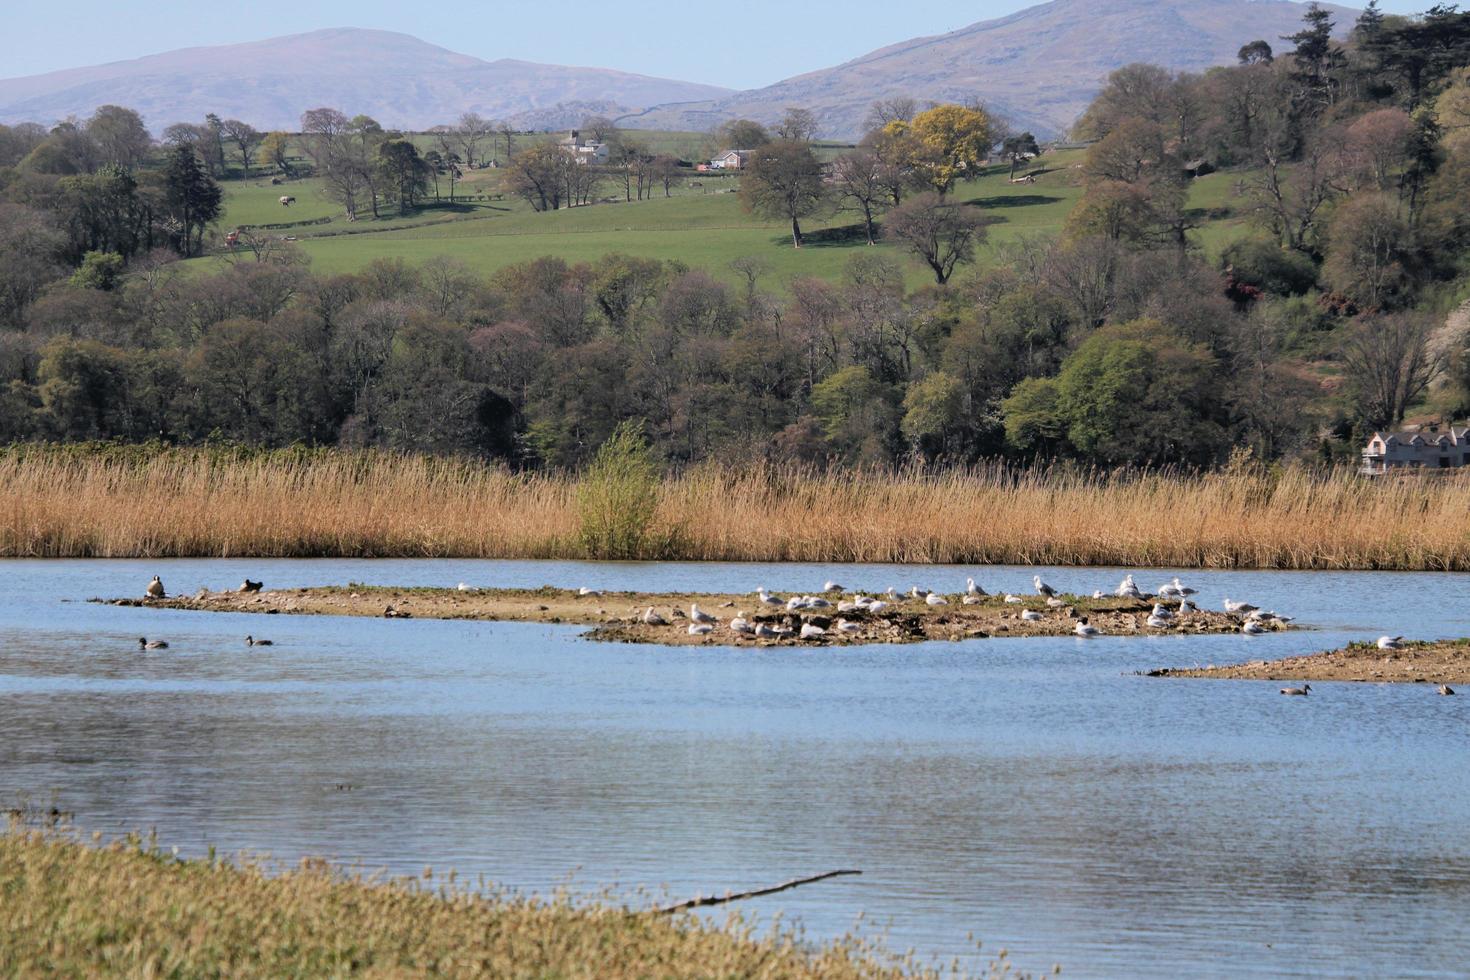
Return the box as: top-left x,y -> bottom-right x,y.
508,142 -> 570,212
714,119 -> 770,151
903,104 -> 995,195
458,112 -> 492,167
831,148 -> 889,244
901,371 -> 966,457
863,97 -> 917,133
1283,3 -> 1346,113
377,139 -> 429,214
884,193 -> 988,284
738,140 -> 827,247
776,107 -> 819,142
1321,192 -> 1413,310
1001,132 -> 1041,180
1342,108 -> 1415,191
259,131 -> 291,176
161,143 -> 221,257
220,119 -> 261,177
578,115 -> 617,144
85,105 -> 151,169
1340,313 -> 1444,428
650,155 -> 683,197
1238,40 -> 1274,65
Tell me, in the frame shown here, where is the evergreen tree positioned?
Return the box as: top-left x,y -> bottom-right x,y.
162,143 -> 222,258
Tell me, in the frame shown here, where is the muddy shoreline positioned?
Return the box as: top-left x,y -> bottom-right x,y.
99,585 -> 1274,647
1148,639 -> 1470,685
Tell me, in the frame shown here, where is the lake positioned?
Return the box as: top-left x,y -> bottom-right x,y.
2,559 -> 1468,978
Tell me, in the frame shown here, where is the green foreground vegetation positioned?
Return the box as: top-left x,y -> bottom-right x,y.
2,828 -> 1018,978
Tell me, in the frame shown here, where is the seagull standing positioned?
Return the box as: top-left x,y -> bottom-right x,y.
966,577 -> 987,597
758,588 -> 783,607
1034,575 -> 1057,598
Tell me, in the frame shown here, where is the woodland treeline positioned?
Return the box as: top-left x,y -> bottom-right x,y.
0,2 -> 1468,468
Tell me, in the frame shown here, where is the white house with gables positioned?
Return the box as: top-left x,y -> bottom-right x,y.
1361,423 -> 1470,475
559,131 -> 609,165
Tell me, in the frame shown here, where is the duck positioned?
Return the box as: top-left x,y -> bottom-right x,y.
146,576 -> 165,599
925,592 -> 949,606
1021,609 -> 1043,622
757,588 -> 783,606
1241,621 -> 1267,635
800,623 -> 826,640
1074,618 -> 1099,637
642,607 -> 668,626
836,619 -> 862,634
1224,598 -> 1258,614
1034,575 -> 1057,598
138,637 -> 168,650
689,604 -> 717,624
245,635 -> 272,646
1377,635 -> 1403,650
240,579 -> 263,593
688,623 -> 714,636
1439,685 -> 1455,696
1280,684 -> 1311,696
966,577 -> 987,597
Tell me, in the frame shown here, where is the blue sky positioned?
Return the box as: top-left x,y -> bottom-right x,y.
0,0 -> 1424,89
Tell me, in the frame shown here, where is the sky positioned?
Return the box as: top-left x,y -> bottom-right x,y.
0,0 -> 1428,90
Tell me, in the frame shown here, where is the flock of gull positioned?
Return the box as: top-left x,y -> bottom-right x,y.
633,572 -> 1307,641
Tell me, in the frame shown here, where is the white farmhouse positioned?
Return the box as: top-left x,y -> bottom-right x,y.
1361,423 -> 1470,475
559,130 -> 609,165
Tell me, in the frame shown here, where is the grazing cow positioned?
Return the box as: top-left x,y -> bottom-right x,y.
279,195 -> 296,207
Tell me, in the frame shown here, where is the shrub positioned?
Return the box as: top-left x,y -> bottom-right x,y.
576,419 -> 661,559
1222,239 -> 1319,297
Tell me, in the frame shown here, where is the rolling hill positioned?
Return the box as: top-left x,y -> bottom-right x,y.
628,0 -> 1358,137
0,28 -> 734,133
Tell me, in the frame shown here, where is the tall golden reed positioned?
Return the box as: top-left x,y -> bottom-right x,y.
2,446 -> 1467,569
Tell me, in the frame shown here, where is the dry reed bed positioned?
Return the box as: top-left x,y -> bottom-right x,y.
2,828 -> 1003,978
3,450 -> 1469,568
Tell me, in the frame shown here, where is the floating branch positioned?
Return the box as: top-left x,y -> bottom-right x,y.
654,869 -> 862,915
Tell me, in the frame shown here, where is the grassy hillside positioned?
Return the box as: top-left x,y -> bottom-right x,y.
208,148 -> 1257,289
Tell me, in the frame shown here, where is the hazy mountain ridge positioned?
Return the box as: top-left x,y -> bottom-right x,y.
0,1 -> 1358,138
0,28 -> 734,132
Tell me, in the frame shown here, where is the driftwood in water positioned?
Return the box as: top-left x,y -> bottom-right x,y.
654,869 -> 861,914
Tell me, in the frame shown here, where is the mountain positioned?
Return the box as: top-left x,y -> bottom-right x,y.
626,0 -> 1358,138
0,28 -> 734,132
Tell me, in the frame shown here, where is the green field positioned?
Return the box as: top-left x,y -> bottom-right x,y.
206,147 -> 1257,289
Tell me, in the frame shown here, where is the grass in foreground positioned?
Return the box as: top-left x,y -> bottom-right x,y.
3,447 -> 1469,568
0,828 -> 1017,979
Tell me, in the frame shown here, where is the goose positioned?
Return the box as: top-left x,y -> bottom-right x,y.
800,623 -> 826,640
1377,635 -> 1403,650
138,637 -> 168,650
1021,609 -> 1043,622
926,592 -> 949,606
1241,621 -> 1267,635
146,576 -> 165,598
1074,618 -> 1099,637
240,579 -> 263,593
755,622 -> 781,639
688,623 -> 714,636
1004,594 -> 1023,604
823,580 -> 843,593
1034,575 -> 1057,598
836,619 -> 862,634
966,577 -> 987,597
1439,685 -> 1455,696
757,588 -> 783,606
689,603 -> 717,624
244,635 -> 272,646
1224,598 -> 1258,614
1147,615 -> 1172,629
1280,683 -> 1311,696
642,607 -> 668,626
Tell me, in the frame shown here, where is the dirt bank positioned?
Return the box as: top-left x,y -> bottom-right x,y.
1147,639 -> 1470,685
100,585 -> 1276,647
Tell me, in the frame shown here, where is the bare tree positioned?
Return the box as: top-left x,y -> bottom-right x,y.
1340,313 -> 1445,428
457,113 -> 491,168
738,140 -> 828,247
220,119 -> 261,177
884,193 -> 989,284
650,155 -> 683,197
863,97 -> 917,134
831,148 -> 889,243
776,107 -> 819,143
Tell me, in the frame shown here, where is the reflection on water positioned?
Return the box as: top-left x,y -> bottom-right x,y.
2,559 -> 1469,978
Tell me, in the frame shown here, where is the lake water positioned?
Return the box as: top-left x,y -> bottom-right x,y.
2,559 -> 1469,978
